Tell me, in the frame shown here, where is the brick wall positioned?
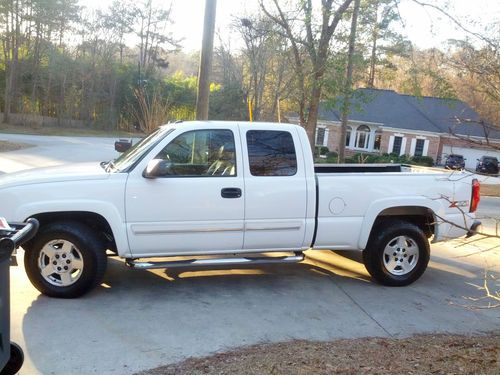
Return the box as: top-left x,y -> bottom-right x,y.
326,126 -> 342,151
321,124 -> 451,163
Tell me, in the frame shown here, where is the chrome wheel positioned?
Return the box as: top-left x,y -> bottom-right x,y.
382,235 -> 419,276
38,239 -> 84,287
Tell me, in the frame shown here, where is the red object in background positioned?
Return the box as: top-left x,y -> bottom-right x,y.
469,179 -> 480,213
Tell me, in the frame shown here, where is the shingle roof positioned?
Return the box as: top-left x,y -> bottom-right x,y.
319,88 -> 500,140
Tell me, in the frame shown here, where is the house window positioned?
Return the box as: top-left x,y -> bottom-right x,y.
414,139 -> 425,156
355,125 -> 370,149
345,126 -> 352,147
374,131 -> 382,151
316,128 -> 325,146
392,136 -> 403,155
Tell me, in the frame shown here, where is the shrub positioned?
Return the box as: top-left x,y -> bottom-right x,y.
410,156 -> 434,167
315,146 -> 329,157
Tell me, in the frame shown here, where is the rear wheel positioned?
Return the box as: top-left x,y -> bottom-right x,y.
363,220 -> 430,286
24,221 -> 107,298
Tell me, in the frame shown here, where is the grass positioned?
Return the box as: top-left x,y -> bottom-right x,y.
482,183 -> 500,197
0,122 -> 137,138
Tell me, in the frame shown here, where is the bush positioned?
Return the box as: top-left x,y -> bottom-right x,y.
410,156 -> 434,167
315,146 -> 329,157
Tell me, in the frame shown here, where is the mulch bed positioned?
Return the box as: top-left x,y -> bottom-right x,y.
138,334 -> 499,375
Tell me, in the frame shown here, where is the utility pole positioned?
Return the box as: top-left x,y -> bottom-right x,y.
196,0 -> 217,120
338,0 -> 360,163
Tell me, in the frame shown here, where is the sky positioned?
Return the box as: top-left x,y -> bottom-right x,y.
80,0 -> 500,52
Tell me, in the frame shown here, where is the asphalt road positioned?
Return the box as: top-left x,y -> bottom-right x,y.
1,134 -> 499,375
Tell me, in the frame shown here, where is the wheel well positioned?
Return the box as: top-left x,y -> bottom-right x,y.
27,211 -> 117,253
371,206 -> 435,239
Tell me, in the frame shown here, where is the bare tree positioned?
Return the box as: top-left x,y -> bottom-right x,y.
259,0 -> 354,149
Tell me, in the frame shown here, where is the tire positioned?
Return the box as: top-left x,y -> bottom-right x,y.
0,342 -> 24,375
363,220 -> 430,286
24,221 -> 107,298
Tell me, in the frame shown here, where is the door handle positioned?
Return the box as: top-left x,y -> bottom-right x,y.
221,188 -> 242,199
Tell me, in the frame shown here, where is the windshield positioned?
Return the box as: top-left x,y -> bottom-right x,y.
110,126 -> 175,173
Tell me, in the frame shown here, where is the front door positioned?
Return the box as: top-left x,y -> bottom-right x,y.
125,128 -> 244,257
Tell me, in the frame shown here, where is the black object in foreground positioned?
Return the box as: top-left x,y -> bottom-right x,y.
0,218 -> 39,375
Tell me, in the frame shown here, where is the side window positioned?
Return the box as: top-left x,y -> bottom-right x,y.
246,130 -> 297,176
155,129 -> 236,177
392,136 -> 403,155
414,139 -> 425,156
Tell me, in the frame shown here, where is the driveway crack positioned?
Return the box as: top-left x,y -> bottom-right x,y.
331,279 -> 393,337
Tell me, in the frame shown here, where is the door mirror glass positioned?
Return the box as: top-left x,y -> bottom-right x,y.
143,159 -> 172,179
115,139 -> 132,153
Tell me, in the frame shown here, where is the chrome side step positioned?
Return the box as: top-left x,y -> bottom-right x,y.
126,252 -> 305,270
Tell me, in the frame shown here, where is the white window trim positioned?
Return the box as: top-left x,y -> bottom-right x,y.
410,138 -> 417,156
315,126 -> 327,147
400,137 -> 407,156
422,139 -> 429,156
388,135 -> 395,154
352,125 -> 372,151
323,128 -> 329,147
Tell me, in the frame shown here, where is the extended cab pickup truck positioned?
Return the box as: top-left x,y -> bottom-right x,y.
1,121 -> 481,298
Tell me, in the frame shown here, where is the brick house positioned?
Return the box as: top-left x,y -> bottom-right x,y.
292,88 -> 500,168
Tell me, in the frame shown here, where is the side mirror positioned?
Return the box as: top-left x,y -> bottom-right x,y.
143,159 -> 172,179
115,139 -> 132,153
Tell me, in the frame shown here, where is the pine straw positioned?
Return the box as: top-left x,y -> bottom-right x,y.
138,334 -> 499,375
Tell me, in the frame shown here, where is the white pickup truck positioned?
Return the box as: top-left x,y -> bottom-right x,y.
1,121 -> 481,298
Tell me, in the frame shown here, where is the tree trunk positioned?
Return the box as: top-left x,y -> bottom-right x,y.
305,78 -> 323,153
367,3 -> 379,88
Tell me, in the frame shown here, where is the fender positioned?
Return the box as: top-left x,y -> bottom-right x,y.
357,196 -> 444,250
15,200 -> 130,257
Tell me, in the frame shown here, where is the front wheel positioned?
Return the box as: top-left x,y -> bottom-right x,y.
0,342 -> 24,375
24,221 -> 107,298
363,220 -> 430,286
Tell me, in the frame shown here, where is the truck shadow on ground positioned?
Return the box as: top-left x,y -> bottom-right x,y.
20,249 -> 500,375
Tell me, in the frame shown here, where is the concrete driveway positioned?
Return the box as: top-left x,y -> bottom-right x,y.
1,134 -> 499,375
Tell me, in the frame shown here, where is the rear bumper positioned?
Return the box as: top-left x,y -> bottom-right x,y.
433,213 -> 478,242
466,220 -> 482,238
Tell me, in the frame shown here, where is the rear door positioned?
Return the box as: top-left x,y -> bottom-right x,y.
239,124 -> 309,251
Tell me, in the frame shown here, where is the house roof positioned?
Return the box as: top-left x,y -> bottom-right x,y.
319,88 -> 500,140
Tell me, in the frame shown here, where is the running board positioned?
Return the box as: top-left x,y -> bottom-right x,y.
126,253 -> 305,270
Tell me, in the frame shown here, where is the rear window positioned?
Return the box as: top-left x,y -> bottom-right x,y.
246,130 -> 297,176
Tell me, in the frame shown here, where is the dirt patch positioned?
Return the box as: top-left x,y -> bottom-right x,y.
482,184 -> 500,197
0,140 -> 33,152
137,334 -> 499,375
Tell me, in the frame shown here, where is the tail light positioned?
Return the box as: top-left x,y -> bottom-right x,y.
469,179 -> 480,213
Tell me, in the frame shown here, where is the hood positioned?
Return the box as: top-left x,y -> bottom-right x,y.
0,162 -> 110,189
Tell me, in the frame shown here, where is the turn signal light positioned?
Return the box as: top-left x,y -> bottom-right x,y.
469,179 -> 480,213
